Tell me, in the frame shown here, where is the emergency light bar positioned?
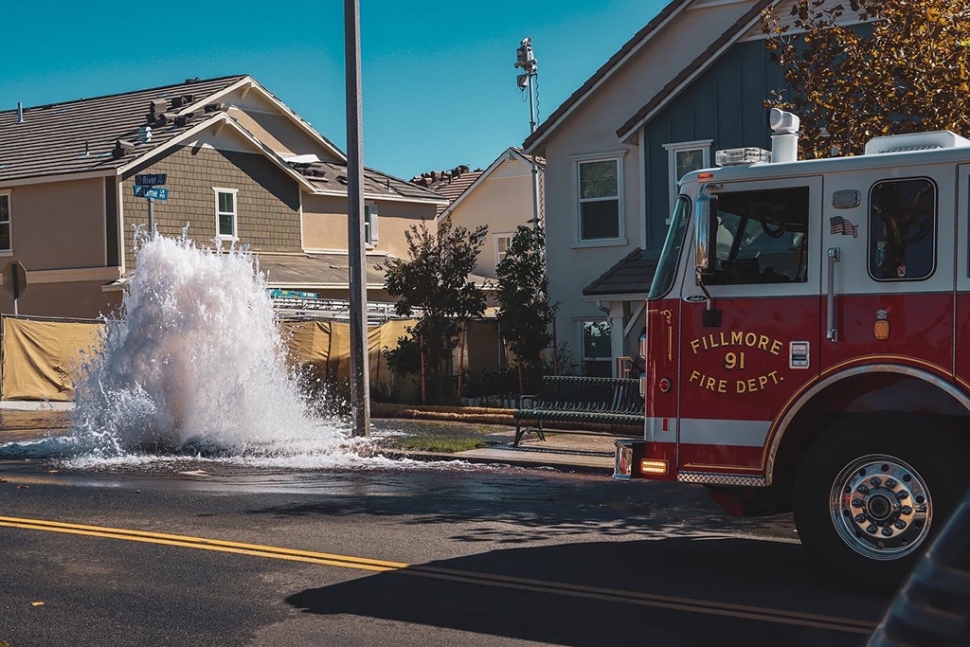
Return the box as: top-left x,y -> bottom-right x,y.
715,147 -> 772,167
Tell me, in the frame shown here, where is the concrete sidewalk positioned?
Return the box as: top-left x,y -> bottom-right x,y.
377,422 -> 618,474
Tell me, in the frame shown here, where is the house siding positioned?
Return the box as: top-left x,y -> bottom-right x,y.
447,157 -> 536,279
643,39 -> 787,254
121,146 -> 302,268
302,194 -> 437,259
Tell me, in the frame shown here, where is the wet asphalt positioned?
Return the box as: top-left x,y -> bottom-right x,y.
0,415 -> 893,647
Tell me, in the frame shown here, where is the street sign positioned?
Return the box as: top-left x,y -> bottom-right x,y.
4,260 -> 27,314
135,174 -> 167,186
133,186 -> 169,200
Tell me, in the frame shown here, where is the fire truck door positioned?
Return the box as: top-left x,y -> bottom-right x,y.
678,176 -> 823,475
820,169 -> 955,379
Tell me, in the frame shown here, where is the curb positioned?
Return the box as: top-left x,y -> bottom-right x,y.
376,448 -> 614,476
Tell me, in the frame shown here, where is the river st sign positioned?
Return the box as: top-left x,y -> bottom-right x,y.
135,174 -> 167,186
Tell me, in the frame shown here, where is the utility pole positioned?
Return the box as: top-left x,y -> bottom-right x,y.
515,37 -> 541,230
345,0 -> 370,436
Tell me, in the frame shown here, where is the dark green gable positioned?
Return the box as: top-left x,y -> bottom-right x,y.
641,39 -> 787,253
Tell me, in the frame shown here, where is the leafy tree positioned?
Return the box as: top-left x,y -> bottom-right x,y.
496,225 -> 558,394
762,0 -> 970,159
382,218 -> 487,403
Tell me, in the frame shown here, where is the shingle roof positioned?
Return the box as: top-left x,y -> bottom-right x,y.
293,161 -> 446,202
258,252 -> 389,288
258,251 -> 491,289
583,248 -> 658,297
522,0 -> 691,153
0,75 -> 247,183
409,166 -> 484,215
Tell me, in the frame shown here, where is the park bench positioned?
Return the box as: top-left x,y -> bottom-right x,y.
512,376 -> 645,447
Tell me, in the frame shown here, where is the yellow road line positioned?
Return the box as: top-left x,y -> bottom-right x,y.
0,515 -> 875,635
0,521 -> 395,572
0,515 -> 407,568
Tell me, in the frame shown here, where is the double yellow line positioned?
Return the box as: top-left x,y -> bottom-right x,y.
0,515 -> 875,635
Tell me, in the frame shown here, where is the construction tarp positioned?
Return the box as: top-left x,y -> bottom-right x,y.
0,316 -> 497,401
2,316 -> 103,401
280,319 -> 418,393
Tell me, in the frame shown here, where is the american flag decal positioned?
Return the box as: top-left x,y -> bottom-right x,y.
830,216 -> 859,238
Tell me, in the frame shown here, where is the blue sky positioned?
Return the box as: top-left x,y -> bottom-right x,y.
2,0 -> 667,179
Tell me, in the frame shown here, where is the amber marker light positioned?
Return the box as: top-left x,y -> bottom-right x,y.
697,172 -> 715,180
875,310 -> 890,340
640,459 -> 668,475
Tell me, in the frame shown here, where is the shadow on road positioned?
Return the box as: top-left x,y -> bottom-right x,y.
286,537 -> 888,647
244,474 -> 797,542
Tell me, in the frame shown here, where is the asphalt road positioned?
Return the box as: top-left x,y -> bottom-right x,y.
0,458 -> 892,647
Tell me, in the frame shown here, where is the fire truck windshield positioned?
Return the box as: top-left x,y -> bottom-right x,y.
648,196 -> 691,300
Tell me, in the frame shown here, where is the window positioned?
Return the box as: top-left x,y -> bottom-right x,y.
0,194 -> 9,252
868,178 -> 936,281
663,141 -> 712,217
495,234 -> 512,266
582,320 -> 612,377
214,188 -> 238,239
706,186 -> 811,286
578,159 -> 621,240
649,196 -> 691,300
364,204 -> 379,246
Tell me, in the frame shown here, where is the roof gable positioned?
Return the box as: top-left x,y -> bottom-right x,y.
522,0 -> 692,154
439,148 -> 542,221
616,0 -> 778,141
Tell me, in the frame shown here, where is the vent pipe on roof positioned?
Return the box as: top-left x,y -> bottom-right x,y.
769,108 -> 800,163
16,102 -> 23,124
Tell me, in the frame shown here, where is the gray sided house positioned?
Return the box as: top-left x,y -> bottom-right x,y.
524,0 -> 809,376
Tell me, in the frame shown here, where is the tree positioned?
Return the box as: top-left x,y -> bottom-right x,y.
496,225 -> 558,394
762,0 -> 970,159
382,218 -> 487,404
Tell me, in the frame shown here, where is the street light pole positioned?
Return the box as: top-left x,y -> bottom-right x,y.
345,0 -> 370,437
515,37 -> 541,230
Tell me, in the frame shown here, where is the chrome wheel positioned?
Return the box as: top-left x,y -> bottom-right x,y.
829,455 -> 932,561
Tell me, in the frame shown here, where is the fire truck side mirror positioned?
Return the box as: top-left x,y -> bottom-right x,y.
694,193 -> 717,275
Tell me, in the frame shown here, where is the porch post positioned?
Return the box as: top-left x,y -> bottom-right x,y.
609,301 -> 626,378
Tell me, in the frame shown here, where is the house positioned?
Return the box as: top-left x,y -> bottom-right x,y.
523,0 -> 822,376
413,148 -> 544,280
0,75 -> 447,320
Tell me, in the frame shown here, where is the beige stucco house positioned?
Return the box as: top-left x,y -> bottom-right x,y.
436,148 -> 544,281
0,75 -> 446,320
523,0 -> 790,376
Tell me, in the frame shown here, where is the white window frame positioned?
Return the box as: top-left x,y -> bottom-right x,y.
213,188 -> 239,241
579,318 -> 613,376
364,203 -> 379,248
0,193 -> 11,254
571,151 -> 627,247
663,140 -> 712,222
495,232 -> 513,267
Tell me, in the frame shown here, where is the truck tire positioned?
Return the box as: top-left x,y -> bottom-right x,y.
792,414 -> 969,586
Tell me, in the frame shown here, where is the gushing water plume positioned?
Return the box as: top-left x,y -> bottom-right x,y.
51,232 -> 355,462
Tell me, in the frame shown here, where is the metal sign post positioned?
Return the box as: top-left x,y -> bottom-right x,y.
345,0 -> 370,437
4,261 -> 27,316
133,175 -> 167,234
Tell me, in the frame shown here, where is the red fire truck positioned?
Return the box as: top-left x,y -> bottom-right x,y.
615,109 -> 970,583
